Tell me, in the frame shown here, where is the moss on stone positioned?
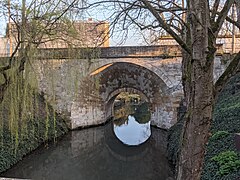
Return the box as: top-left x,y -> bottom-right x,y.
0,93 -> 68,173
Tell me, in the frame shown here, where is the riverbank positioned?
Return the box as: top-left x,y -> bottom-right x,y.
201,74 -> 240,179
1,122 -> 174,180
168,73 -> 240,179
0,93 -> 68,174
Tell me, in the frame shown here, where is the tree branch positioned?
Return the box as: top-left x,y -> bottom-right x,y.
213,0 -> 235,35
140,0 -> 191,54
214,52 -> 240,98
210,0 -> 220,22
236,0 -> 240,25
225,15 -> 240,29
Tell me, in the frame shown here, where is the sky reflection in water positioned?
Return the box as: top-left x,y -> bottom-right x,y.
113,115 -> 151,146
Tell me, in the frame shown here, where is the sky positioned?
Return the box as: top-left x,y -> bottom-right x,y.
0,15 -> 7,37
0,0 -> 146,46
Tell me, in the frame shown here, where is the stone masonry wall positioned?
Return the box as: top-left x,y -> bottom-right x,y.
34,53 -> 227,130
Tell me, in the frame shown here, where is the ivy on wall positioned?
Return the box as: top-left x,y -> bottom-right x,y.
168,73 -> 240,179
0,54 -> 69,173
201,73 -> 240,180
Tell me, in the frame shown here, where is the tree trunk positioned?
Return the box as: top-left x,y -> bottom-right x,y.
178,58 -> 214,180
177,0 -> 216,179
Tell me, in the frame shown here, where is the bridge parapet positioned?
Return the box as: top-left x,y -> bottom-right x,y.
35,44 -> 224,60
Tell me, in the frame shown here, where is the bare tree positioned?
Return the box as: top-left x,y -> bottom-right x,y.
0,0 -> 239,179
0,0 -> 85,101
83,0 -> 240,179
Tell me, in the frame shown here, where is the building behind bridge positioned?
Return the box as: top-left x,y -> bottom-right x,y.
0,18 -> 240,57
0,19 -> 110,57
154,35 -> 240,54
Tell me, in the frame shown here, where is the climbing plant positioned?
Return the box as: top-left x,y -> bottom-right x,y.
0,0 -> 94,173
211,151 -> 240,176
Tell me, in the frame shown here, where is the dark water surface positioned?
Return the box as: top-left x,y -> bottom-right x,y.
2,103 -> 174,180
1,124 -> 174,180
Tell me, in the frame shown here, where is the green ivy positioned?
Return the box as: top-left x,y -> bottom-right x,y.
201,73 -> 240,180
210,131 -> 230,141
211,151 -> 240,176
0,93 -> 68,173
167,71 -> 240,180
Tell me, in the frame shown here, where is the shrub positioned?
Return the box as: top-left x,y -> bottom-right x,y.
211,151 -> 240,176
210,131 -> 229,141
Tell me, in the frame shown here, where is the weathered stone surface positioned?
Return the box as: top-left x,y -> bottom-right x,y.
34,48 -> 227,130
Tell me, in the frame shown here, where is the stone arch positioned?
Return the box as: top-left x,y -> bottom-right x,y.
36,48 -> 226,130
91,62 -> 176,128
69,61 -> 178,129
92,62 -> 168,98
89,58 -> 175,88
106,87 -> 149,103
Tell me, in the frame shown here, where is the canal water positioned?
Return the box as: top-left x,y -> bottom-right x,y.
2,103 -> 174,180
113,102 -> 151,146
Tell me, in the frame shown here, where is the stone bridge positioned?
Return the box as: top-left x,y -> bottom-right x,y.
34,46 -> 227,129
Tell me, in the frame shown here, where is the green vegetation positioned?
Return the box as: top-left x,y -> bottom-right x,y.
211,151 -> 240,176
0,58 -> 68,173
210,131 -> 230,141
201,73 -> 240,180
134,102 -> 151,124
116,92 -> 141,103
0,91 -> 68,173
0,94 -> 68,173
167,102 -> 185,166
168,73 -> 240,179
113,102 -> 150,125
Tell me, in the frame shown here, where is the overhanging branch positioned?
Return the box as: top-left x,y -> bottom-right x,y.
213,0 -> 235,35
140,0 -> 191,54
214,52 -> 240,98
225,16 -> 240,29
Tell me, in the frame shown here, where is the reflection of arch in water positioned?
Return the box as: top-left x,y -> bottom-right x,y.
103,122 -> 150,162
2,121 -> 174,180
